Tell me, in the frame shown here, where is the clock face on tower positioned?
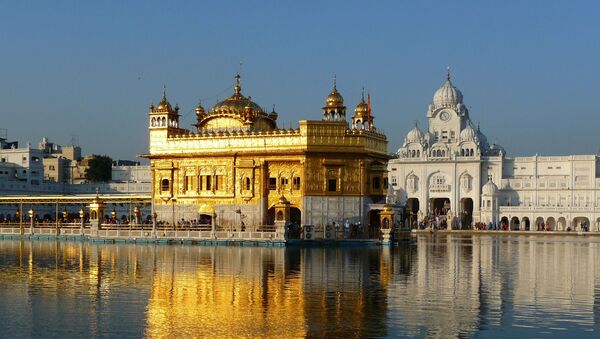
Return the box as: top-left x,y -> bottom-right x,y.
439,111 -> 450,122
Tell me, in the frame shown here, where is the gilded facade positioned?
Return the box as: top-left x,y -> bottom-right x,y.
143,75 -> 389,235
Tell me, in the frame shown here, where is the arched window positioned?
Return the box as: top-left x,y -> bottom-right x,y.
245,177 -> 251,190
441,150 -> 445,157
161,179 -> 169,191
411,150 -> 416,157
407,174 -> 419,192
417,150 -> 420,157
151,117 -> 156,127
161,117 -> 166,126
461,174 -> 472,191
460,149 -> 465,156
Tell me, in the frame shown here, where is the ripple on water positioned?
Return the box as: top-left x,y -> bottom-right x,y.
0,236 -> 599,337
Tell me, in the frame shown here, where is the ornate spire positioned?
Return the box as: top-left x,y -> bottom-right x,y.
446,66 -> 451,81
234,73 -> 241,96
333,74 -> 337,91
162,84 -> 167,102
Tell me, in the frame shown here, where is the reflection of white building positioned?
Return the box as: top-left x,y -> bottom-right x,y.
388,70 -> 600,231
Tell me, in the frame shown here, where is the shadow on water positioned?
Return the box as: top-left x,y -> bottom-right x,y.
0,236 -> 599,337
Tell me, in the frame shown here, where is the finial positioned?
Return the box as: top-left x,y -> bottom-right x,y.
415,120 -> 419,128
162,84 -> 167,101
272,104 -> 276,113
361,87 -> 365,101
234,73 -> 241,95
333,74 -> 337,90
446,66 -> 451,81
477,122 -> 480,132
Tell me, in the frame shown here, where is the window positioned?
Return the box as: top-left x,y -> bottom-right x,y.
433,175 -> 445,185
214,175 -> 223,190
373,177 -> 381,190
280,177 -> 288,189
245,177 -> 251,190
184,175 -> 194,191
199,175 -> 212,191
293,177 -> 301,190
161,179 -> 169,191
49,165 -> 55,171
268,177 -> 277,190
327,179 -> 337,192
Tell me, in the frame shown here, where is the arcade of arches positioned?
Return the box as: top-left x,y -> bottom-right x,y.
499,215 -> 596,231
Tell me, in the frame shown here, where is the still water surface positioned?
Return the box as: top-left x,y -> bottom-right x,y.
0,236 -> 599,338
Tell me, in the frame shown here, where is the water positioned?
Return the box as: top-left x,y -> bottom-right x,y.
0,236 -> 599,338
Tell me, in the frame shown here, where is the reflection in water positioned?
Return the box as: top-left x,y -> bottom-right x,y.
0,236 -> 599,337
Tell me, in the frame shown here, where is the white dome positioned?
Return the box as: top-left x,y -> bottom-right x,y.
405,125 -> 423,143
482,179 -> 499,195
433,71 -> 463,107
460,123 -> 477,142
433,80 -> 463,107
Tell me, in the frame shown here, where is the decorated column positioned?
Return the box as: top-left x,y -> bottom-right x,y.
273,196 -> 290,240
379,204 -> 395,245
88,192 -> 105,236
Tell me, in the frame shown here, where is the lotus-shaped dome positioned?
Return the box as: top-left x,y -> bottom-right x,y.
406,125 -> 423,143
211,74 -> 265,114
433,69 -> 463,107
460,123 -> 477,142
482,179 -> 499,196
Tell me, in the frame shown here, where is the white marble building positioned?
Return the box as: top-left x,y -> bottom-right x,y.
388,71 -> 600,231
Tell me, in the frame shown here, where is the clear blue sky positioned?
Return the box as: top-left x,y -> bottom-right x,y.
1,0 -> 599,160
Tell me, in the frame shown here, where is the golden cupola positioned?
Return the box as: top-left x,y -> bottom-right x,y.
154,88 -> 176,113
352,92 -> 374,130
149,87 -> 180,129
195,74 -> 277,132
322,75 -> 346,122
195,100 -> 206,118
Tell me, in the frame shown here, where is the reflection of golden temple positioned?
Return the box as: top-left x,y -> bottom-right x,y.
142,75 -> 390,232
145,247 -> 306,337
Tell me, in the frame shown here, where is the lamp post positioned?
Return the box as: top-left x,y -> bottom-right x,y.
28,209 -> 34,235
134,206 -> 140,225
16,210 -> 22,235
79,209 -> 85,236
152,212 -> 157,238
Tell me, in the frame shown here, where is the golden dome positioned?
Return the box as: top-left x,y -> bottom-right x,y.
324,75 -> 345,108
195,74 -> 277,132
156,87 -> 174,112
195,101 -> 206,116
211,74 -> 265,115
354,97 -> 369,117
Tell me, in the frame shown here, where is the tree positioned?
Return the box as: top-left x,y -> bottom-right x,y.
84,155 -> 112,182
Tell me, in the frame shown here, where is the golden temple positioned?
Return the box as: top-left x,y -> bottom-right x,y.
143,74 -> 390,238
